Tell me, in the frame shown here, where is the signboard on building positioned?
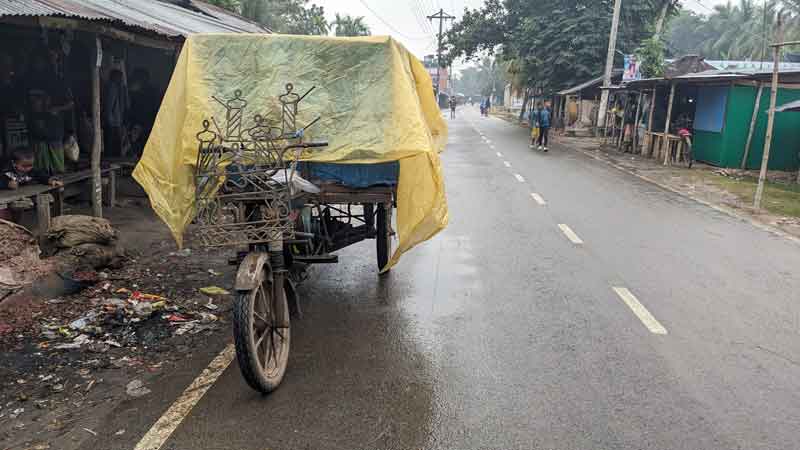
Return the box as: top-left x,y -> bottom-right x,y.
623,55 -> 641,82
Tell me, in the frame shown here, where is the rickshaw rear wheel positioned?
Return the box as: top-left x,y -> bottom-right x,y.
376,203 -> 391,273
233,275 -> 291,394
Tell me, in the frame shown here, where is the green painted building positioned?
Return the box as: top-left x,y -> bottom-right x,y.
693,83 -> 800,170
628,69 -> 800,171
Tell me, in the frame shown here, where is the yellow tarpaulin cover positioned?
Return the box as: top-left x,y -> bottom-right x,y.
133,34 -> 448,269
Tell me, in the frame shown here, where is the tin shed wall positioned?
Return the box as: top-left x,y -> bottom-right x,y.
693,84 -> 800,170
741,85 -> 800,171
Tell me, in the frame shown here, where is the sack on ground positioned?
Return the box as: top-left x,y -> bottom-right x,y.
45,215 -> 117,249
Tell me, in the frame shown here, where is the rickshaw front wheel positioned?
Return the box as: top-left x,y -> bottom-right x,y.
233,275 -> 291,394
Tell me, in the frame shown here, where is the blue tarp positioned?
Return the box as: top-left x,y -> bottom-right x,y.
300,162 -> 400,188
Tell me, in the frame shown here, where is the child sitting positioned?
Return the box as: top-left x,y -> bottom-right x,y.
1,148 -> 62,190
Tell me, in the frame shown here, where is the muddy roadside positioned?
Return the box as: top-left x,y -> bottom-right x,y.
0,201 -> 238,450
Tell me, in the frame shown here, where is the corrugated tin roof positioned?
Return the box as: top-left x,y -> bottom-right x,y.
623,68 -> 800,88
704,60 -> 800,71
0,0 -> 269,37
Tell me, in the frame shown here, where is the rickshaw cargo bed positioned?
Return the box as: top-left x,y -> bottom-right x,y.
299,162 -> 399,188
132,34 -> 448,269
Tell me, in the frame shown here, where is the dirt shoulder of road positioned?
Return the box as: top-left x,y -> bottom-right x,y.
492,113 -> 800,241
0,196 -> 236,450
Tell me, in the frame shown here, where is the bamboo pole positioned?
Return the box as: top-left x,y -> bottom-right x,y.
632,90 -> 643,153
618,95 -> 628,150
741,83 -> 764,169
754,14 -> 784,210
662,83 -> 676,165
91,36 -> 103,218
645,88 -> 656,156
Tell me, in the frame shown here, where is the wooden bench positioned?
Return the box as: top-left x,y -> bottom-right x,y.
645,132 -> 684,165
0,164 -> 119,231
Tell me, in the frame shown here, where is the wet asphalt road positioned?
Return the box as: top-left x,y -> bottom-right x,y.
95,107 -> 800,450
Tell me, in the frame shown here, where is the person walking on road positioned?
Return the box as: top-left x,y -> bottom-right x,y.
532,100 -> 552,152
449,96 -> 457,119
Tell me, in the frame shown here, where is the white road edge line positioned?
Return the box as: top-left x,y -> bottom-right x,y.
513,173 -> 525,183
134,344 -> 237,450
557,224 -> 583,244
496,152 -> 504,157
531,193 -> 547,205
612,287 -> 668,335
503,161 -> 512,168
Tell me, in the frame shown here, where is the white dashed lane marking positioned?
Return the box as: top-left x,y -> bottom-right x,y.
612,287 -> 668,335
503,161 -> 511,168
513,173 -> 525,183
558,224 -> 583,244
530,193 -> 546,205
496,152 -> 503,157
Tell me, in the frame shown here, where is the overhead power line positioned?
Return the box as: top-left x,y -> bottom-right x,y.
410,0 -> 436,36
357,0 -> 431,40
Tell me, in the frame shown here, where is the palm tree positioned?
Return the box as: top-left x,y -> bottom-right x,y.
333,14 -> 371,37
670,0 -> 790,61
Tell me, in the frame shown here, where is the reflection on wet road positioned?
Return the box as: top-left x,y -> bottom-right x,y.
101,107 -> 800,450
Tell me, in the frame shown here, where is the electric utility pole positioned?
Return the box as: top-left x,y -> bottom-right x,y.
596,0 -> 623,130
428,8 -> 455,100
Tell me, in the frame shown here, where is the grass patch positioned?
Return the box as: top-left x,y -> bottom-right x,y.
689,171 -> 800,217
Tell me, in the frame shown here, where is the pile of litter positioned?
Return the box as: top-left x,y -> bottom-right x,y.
38,286 -> 223,352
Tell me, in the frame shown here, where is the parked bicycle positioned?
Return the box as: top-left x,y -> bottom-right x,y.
672,116 -> 694,168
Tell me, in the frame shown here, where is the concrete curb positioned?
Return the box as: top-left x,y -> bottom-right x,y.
570,146 -> 800,247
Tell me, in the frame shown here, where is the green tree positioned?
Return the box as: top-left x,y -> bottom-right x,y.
664,0 -> 800,61
333,14 -> 371,36
444,0 -> 665,94
204,0 -> 329,35
283,3 -> 329,35
635,36 -> 666,77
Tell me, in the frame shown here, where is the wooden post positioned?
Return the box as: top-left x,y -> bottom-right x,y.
632,90 -> 643,153
103,169 -> 117,207
36,193 -> 52,233
741,83 -> 764,169
645,88 -> 657,155
662,82 -> 676,165
91,36 -> 103,218
617,94 -> 628,150
754,15 -> 784,210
